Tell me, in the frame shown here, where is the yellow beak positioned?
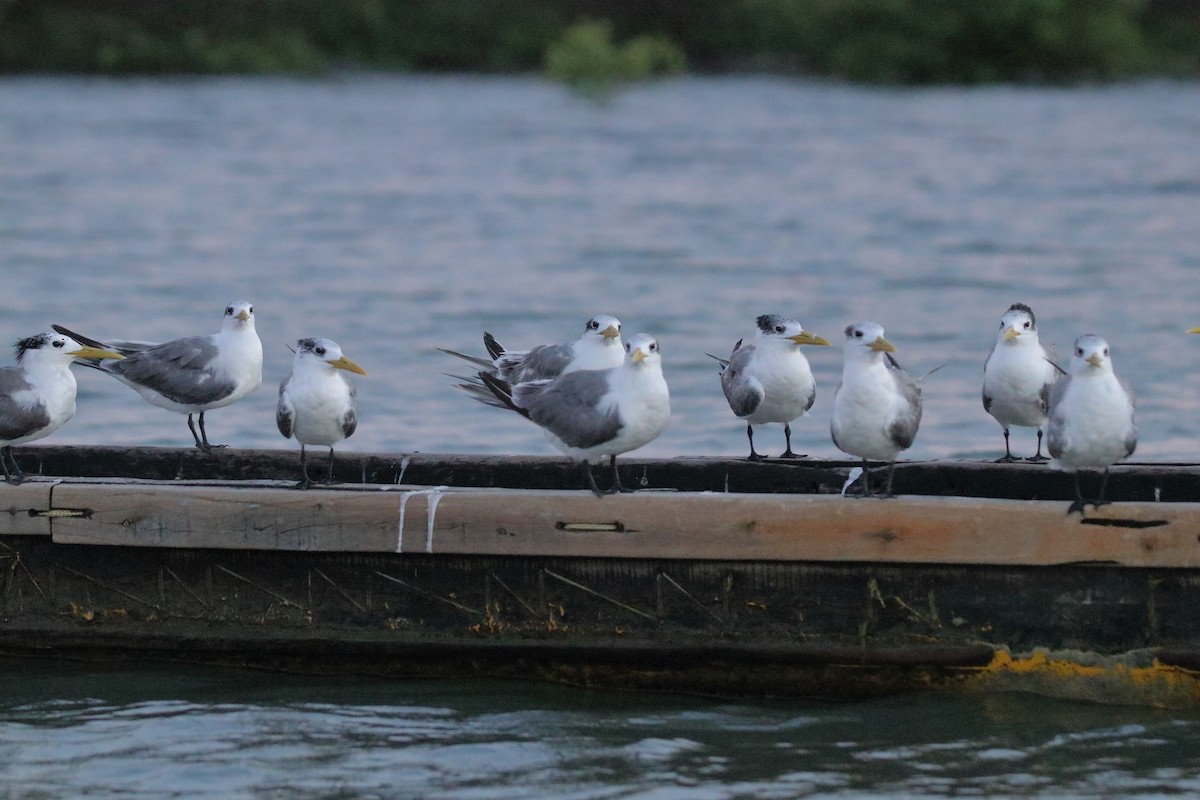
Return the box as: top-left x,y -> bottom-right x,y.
1086,354 -> 1103,368
330,356 -> 367,376
869,336 -> 896,353
71,346 -> 125,361
1188,326 -> 1200,334
1002,326 -> 1020,341
789,331 -> 831,346
235,310 -> 251,322
631,348 -> 647,363
600,325 -> 620,339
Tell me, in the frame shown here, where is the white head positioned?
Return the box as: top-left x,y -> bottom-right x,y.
15,332 -> 124,371
842,322 -> 896,363
624,333 -> 662,367
222,300 -> 256,331
755,314 -> 830,348
1069,334 -> 1113,376
292,337 -> 367,376
996,303 -> 1039,345
582,314 -> 622,345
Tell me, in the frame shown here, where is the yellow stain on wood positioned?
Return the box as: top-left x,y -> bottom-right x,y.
962,649 -> 1200,708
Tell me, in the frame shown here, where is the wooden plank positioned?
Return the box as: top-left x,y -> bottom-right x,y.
16,443 -> 1200,502
0,481 -> 53,536
45,480 -> 1200,566
50,482 -> 419,551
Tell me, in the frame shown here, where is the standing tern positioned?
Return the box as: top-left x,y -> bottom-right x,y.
710,314 -> 830,460
53,301 -> 263,452
476,332 -> 670,496
830,322 -> 922,498
276,337 -> 366,490
1046,334 -> 1136,515
0,332 -> 124,484
982,303 -> 1062,462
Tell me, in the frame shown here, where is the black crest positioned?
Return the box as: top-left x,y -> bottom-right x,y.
295,338 -> 318,353
1007,302 -> 1036,326
14,333 -> 51,364
756,314 -> 793,333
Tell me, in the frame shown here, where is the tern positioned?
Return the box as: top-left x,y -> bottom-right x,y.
982,303 -> 1061,462
476,332 -> 669,496
54,301 -> 263,452
0,332 -> 123,484
276,337 -> 366,489
830,322 -> 922,498
710,314 -> 830,460
1046,334 -> 1136,515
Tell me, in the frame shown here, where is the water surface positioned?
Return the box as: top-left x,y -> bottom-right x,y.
2,76 -> 1199,464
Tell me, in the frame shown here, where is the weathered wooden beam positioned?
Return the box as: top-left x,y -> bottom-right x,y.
12,444 -> 1200,502
0,482 -> 53,536
35,480 -> 1200,567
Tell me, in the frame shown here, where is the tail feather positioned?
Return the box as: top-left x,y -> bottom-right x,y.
437,347 -> 495,371
483,332 -> 505,361
478,372 -> 529,419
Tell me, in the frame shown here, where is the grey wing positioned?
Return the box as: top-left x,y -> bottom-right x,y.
341,382 -> 358,438
1044,376 -> 1071,459
719,344 -> 762,417
524,370 -> 621,449
111,336 -> 235,404
1121,376 -> 1137,458
886,365 -> 922,450
276,376 -> 295,439
981,347 -> 994,412
503,342 -> 574,383
0,368 -> 49,440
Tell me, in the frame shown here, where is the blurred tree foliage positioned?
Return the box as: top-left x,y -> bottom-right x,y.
0,0 -> 1195,83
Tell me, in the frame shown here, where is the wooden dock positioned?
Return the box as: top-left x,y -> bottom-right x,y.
2,444 -> 1200,706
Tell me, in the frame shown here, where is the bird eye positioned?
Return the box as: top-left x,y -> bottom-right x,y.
624,343 -> 630,352
225,306 -> 233,315
650,342 -> 658,351
248,306 -> 253,314
774,325 -> 785,333
1103,348 -> 1109,356
1076,347 -> 1083,356
1023,321 -> 1031,329
588,320 -> 598,330
854,330 -> 864,338
315,347 -> 326,356
52,339 -> 64,348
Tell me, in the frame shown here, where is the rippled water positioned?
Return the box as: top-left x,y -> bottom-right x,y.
2,76 -> 1199,461
3,76 -> 1200,794
1,660 -> 1198,799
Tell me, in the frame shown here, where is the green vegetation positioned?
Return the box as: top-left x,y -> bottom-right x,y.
0,0 -> 1196,84
545,21 -> 686,93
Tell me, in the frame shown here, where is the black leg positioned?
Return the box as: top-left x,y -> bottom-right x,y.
1094,468 -> 1112,508
1,446 -> 23,485
995,429 -> 1018,463
197,412 -> 226,451
880,460 -> 898,498
746,424 -> 765,461
611,454 -> 635,493
583,461 -> 606,497
1066,473 -> 1087,515
324,447 -> 336,484
1027,429 -> 1049,462
780,423 -> 805,459
858,458 -> 872,498
293,444 -> 312,489
187,414 -> 204,449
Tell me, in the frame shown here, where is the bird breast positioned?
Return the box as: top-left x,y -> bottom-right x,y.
286,370 -> 356,446
744,347 -> 815,424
